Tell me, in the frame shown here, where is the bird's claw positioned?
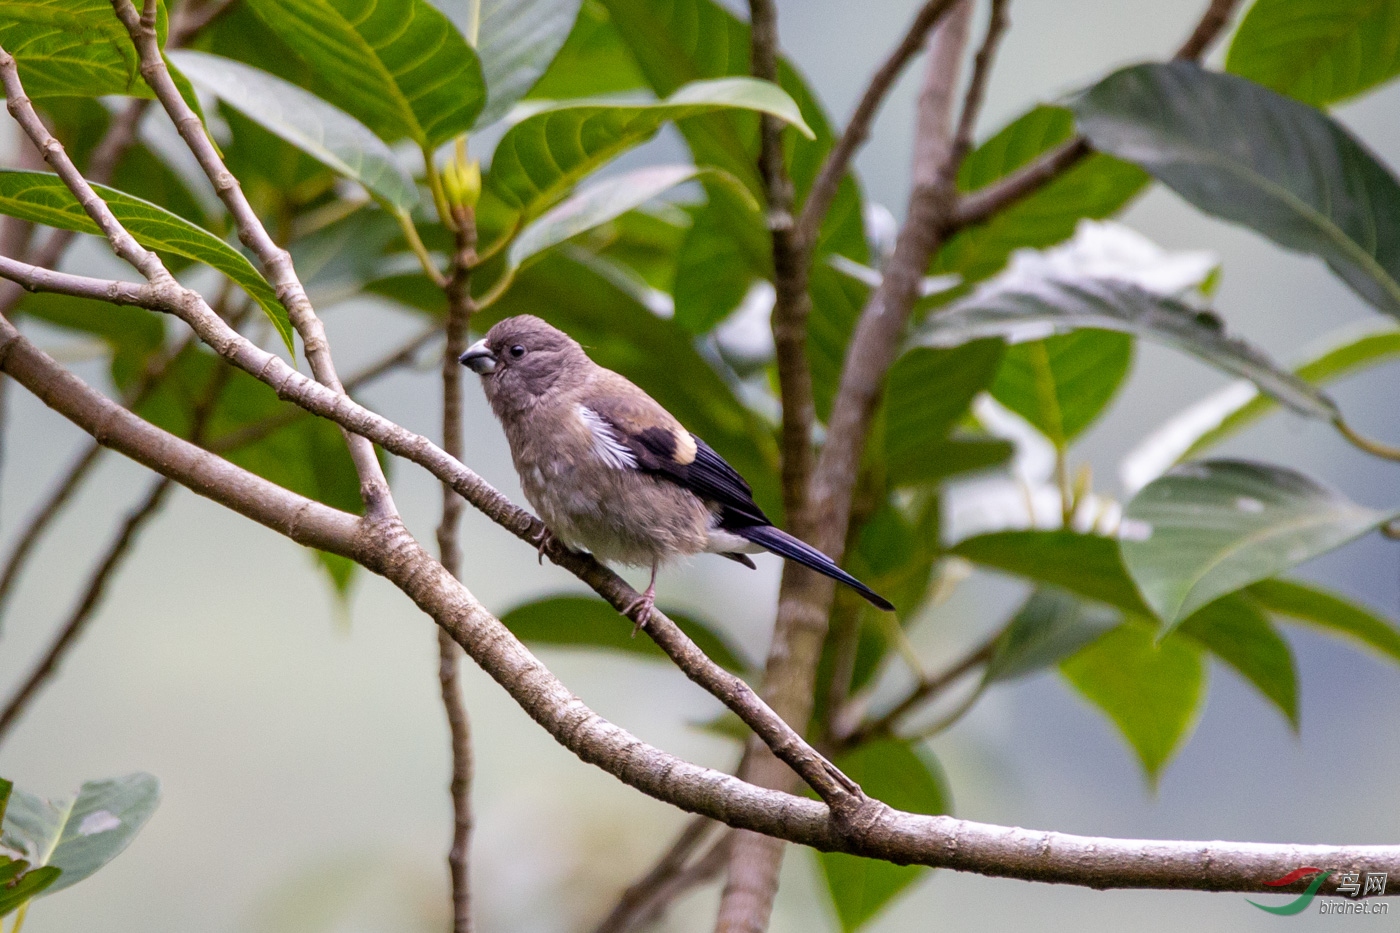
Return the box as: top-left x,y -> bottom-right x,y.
530,526 -> 555,565
626,587 -> 656,637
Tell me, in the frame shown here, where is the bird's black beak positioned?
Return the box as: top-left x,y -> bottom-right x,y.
459,338 -> 497,374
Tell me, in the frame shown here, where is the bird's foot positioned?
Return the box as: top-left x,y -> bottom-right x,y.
626,585 -> 656,637
530,526 -> 555,565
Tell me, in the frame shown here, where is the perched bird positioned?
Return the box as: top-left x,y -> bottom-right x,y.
460,315 -> 893,624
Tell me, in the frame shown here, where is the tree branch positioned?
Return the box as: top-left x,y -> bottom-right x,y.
593,815 -> 722,933
794,0 -> 962,248
952,0 -> 1242,228
110,0 -> 396,521
3,298 -> 1397,897
949,0 -> 1011,170
718,8 -> 973,929
435,214 -> 479,933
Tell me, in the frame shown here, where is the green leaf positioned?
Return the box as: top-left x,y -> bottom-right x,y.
0,170 -> 294,355
1177,594 -> 1299,729
0,0 -> 166,99
0,773 -> 159,895
1122,322 -> 1400,490
1226,0 -> 1400,106
0,863 -> 59,918
527,0 -> 647,99
169,51 -> 419,212
488,77 -> 811,221
952,530 -> 1152,616
884,341 -> 1005,485
1061,620 -> 1205,782
921,277 -> 1337,424
501,595 -> 749,672
242,0 -> 485,148
808,260 -> 868,421
846,496 -> 941,618
1248,578 -> 1400,664
932,106 -> 1148,287
817,740 -> 949,930
1072,62 -> 1400,318
991,330 -> 1131,447
509,165 -> 750,271
17,291 -> 165,385
1121,459 -> 1399,627
986,587 -> 1122,683
889,436 -> 1014,488
466,0 -> 584,127
672,180 -> 768,334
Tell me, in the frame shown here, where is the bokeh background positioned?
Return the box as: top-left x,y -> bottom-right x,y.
2,1 -> 1398,931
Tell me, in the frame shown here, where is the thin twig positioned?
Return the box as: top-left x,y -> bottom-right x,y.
594,815 -> 719,933
952,0 -> 1242,228
0,350 -> 231,744
949,0 -> 1011,172
794,0 -> 962,249
436,209 -> 479,933
111,0 -> 397,521
1334,417 -> 1400,462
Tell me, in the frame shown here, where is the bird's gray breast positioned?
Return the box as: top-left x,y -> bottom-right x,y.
503,404 -> 711,567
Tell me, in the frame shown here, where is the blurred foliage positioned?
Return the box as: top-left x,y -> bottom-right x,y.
5,0 -> 1400,926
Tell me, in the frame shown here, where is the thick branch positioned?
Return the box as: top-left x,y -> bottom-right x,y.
718,9 -> 974,929
3,298 -> 1399,897
795,0 -> 962,248
110,0 -> 396,521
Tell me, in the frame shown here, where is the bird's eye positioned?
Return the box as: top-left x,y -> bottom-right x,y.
509,345 -> 526,359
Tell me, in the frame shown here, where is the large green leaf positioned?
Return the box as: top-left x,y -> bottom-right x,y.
990,330 -> 1131,448
1177,594 -> 1298,729
884,341 -> 1005,486
952,530 -> 1152,616
0,170 -> 294,355
0,0 -> 166,99
527,0 -> 647,99
808,260 -> 869,421
1226,0 -> 1400,106
920,276 -> 1337,424
0,781 -> 60,918
1073,62 -> 1400,318
672,180 -> 769,334
170,51 -> 419,212
932,106 -> 1148,288
1249,578 -> 1400,664
487,77 -> 811,221
986,587 -> 1122,683
1122,322 -> 1400,492
451,0 -> 584,127
242,0 -> 485,148
501,595 -> 748,672
0,773 -> 159,895
817,740 -> 948,931
1061,620 -> 1205,782
1121,459 -> 1399,626
508,165 -> 748,271
17,291 -> 165,387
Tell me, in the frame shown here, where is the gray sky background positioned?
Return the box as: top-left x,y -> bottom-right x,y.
2,2 -> 1399,931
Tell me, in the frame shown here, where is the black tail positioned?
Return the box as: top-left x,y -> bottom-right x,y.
735,524 -> 894,611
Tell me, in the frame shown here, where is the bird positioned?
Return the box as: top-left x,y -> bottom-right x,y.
459,314 -> 894,627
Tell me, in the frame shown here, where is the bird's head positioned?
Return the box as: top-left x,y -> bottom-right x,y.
460,315 -> 590,411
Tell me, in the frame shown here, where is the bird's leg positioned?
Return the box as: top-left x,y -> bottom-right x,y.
529,525 -> 555,565
627,561 -> 659,636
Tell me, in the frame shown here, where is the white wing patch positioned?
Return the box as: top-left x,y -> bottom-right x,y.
579,405 -> 638,470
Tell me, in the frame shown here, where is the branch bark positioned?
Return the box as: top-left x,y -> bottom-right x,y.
718,7 -> 975,930
2,301 -> 1397,898
111,0 -> 396,522
435,215 -> 479,933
